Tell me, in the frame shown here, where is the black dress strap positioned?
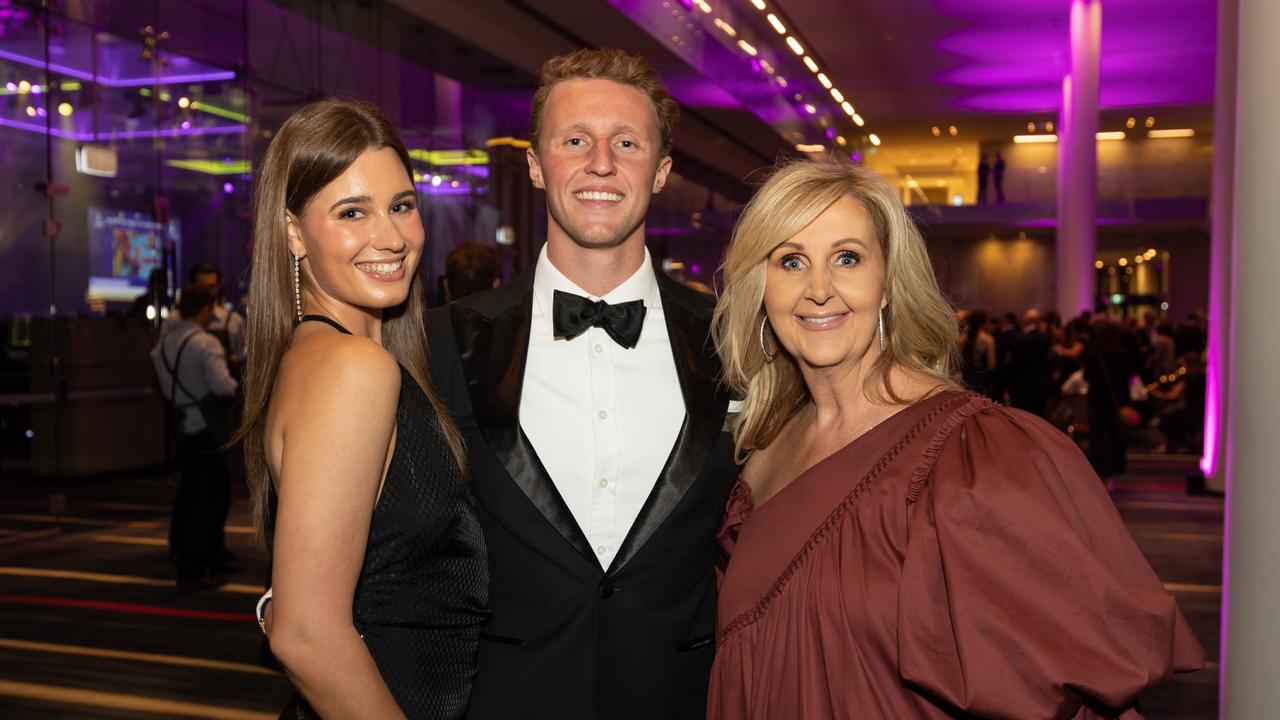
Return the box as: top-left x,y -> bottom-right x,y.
298,314 -> 352,335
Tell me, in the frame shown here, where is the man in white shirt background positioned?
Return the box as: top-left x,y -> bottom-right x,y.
151,283 -> 241,591
426,48 -> 737,719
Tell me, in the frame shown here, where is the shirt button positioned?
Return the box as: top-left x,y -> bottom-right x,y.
596,545 -> 607,556
598,410 -> 608,420
594,344 -> 604,353
599,478 -> 609,488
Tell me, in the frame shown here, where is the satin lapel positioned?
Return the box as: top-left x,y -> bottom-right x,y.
451,273 -> 600,568
607,276 -> 728,575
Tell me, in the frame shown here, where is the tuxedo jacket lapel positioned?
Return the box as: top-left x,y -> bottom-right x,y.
608,273 -> 729,575
450,270 -> 601,568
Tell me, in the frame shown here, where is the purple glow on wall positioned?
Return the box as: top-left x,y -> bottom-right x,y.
1201,353 -> 1221,475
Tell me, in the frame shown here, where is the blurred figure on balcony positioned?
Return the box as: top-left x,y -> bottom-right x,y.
993,151 -> 1006,203
443,242 -> 502,302
1008,308 -> 1052,417
151,282 -> 240,590
976,154 -> 990,204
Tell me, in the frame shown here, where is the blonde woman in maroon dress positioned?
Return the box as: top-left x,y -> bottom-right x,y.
708,159 -> 1203,719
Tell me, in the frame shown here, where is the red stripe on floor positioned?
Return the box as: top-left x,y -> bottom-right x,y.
0,594 -> 255,622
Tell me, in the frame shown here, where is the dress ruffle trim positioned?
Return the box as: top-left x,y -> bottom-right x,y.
717,391 -> 975,644
905,394 -> 994,503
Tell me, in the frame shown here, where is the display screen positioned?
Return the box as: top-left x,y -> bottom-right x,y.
86,208 -> 182,302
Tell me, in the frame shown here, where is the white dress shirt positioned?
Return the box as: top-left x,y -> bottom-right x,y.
520,245 -> 685,568
151,320 -> 239,435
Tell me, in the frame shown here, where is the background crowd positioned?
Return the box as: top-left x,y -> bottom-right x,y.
957,305 -> 1208,481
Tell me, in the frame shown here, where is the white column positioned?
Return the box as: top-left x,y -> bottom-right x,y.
1055,0 -> 1101,316
1221,0 -> 1280,716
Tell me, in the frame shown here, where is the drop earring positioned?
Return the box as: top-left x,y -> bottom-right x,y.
292,253 -> 302,323
878,307 -> 886,351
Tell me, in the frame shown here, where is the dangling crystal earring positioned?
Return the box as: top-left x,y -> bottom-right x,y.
878,307 -> 886,351
758,315 -> 777,363
292,253 -> 302,323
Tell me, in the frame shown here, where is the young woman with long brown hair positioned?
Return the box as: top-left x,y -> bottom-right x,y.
238,98 -> 485,719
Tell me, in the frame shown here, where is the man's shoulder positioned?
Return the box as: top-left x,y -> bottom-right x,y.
430,270 -> 535,325
655,272 -> 715,320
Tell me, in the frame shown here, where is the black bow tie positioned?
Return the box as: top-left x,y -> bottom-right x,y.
552,290 -> 647,349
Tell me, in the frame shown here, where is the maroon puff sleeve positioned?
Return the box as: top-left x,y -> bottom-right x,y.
896,406 -> 1204,719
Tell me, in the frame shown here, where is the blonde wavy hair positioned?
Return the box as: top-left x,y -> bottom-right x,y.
712,159 -> 959,461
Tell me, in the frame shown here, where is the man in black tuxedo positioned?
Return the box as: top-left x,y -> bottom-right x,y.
426,49 -> 737,719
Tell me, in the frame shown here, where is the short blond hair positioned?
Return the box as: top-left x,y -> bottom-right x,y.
712,159 -> 959,460
529,48 -> 679,157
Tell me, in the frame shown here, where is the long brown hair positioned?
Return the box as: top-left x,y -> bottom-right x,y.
712,159 -> 959,462
237,98 -> 466,537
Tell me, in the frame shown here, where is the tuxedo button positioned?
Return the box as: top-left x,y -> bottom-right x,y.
598,578 -> 616,599
599,478 -> 608,488
594,343 -> 604,353
596,545 -> 607,556
598,410 -> 608,420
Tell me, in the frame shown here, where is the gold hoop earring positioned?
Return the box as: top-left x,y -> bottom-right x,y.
759,315 -> 777,363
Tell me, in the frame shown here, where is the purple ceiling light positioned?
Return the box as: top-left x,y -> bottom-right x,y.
0,116 -> 246,141
932,0 -> 1215,112
606,0 -> 845,146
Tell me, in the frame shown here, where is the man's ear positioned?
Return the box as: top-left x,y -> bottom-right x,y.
527,147 -> 544,189
652,154 -> 673,193
285,211 -> 306,260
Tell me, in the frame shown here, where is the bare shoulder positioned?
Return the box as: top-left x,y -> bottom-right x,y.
272,332 -> 401,433
888,367 -> 959,406
281,331 -> 400,391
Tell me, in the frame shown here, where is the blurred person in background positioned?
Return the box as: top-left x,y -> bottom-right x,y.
443,242 -> 502,302
958,308 -> 996,398
151,282 -> 240,590
129,267 -> 172,327
189,262 -> 248,373
1084,319 -> 1139,482
1007,308 -> 1052,416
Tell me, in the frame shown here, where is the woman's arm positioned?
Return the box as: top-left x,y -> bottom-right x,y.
267,337 -> 405,719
